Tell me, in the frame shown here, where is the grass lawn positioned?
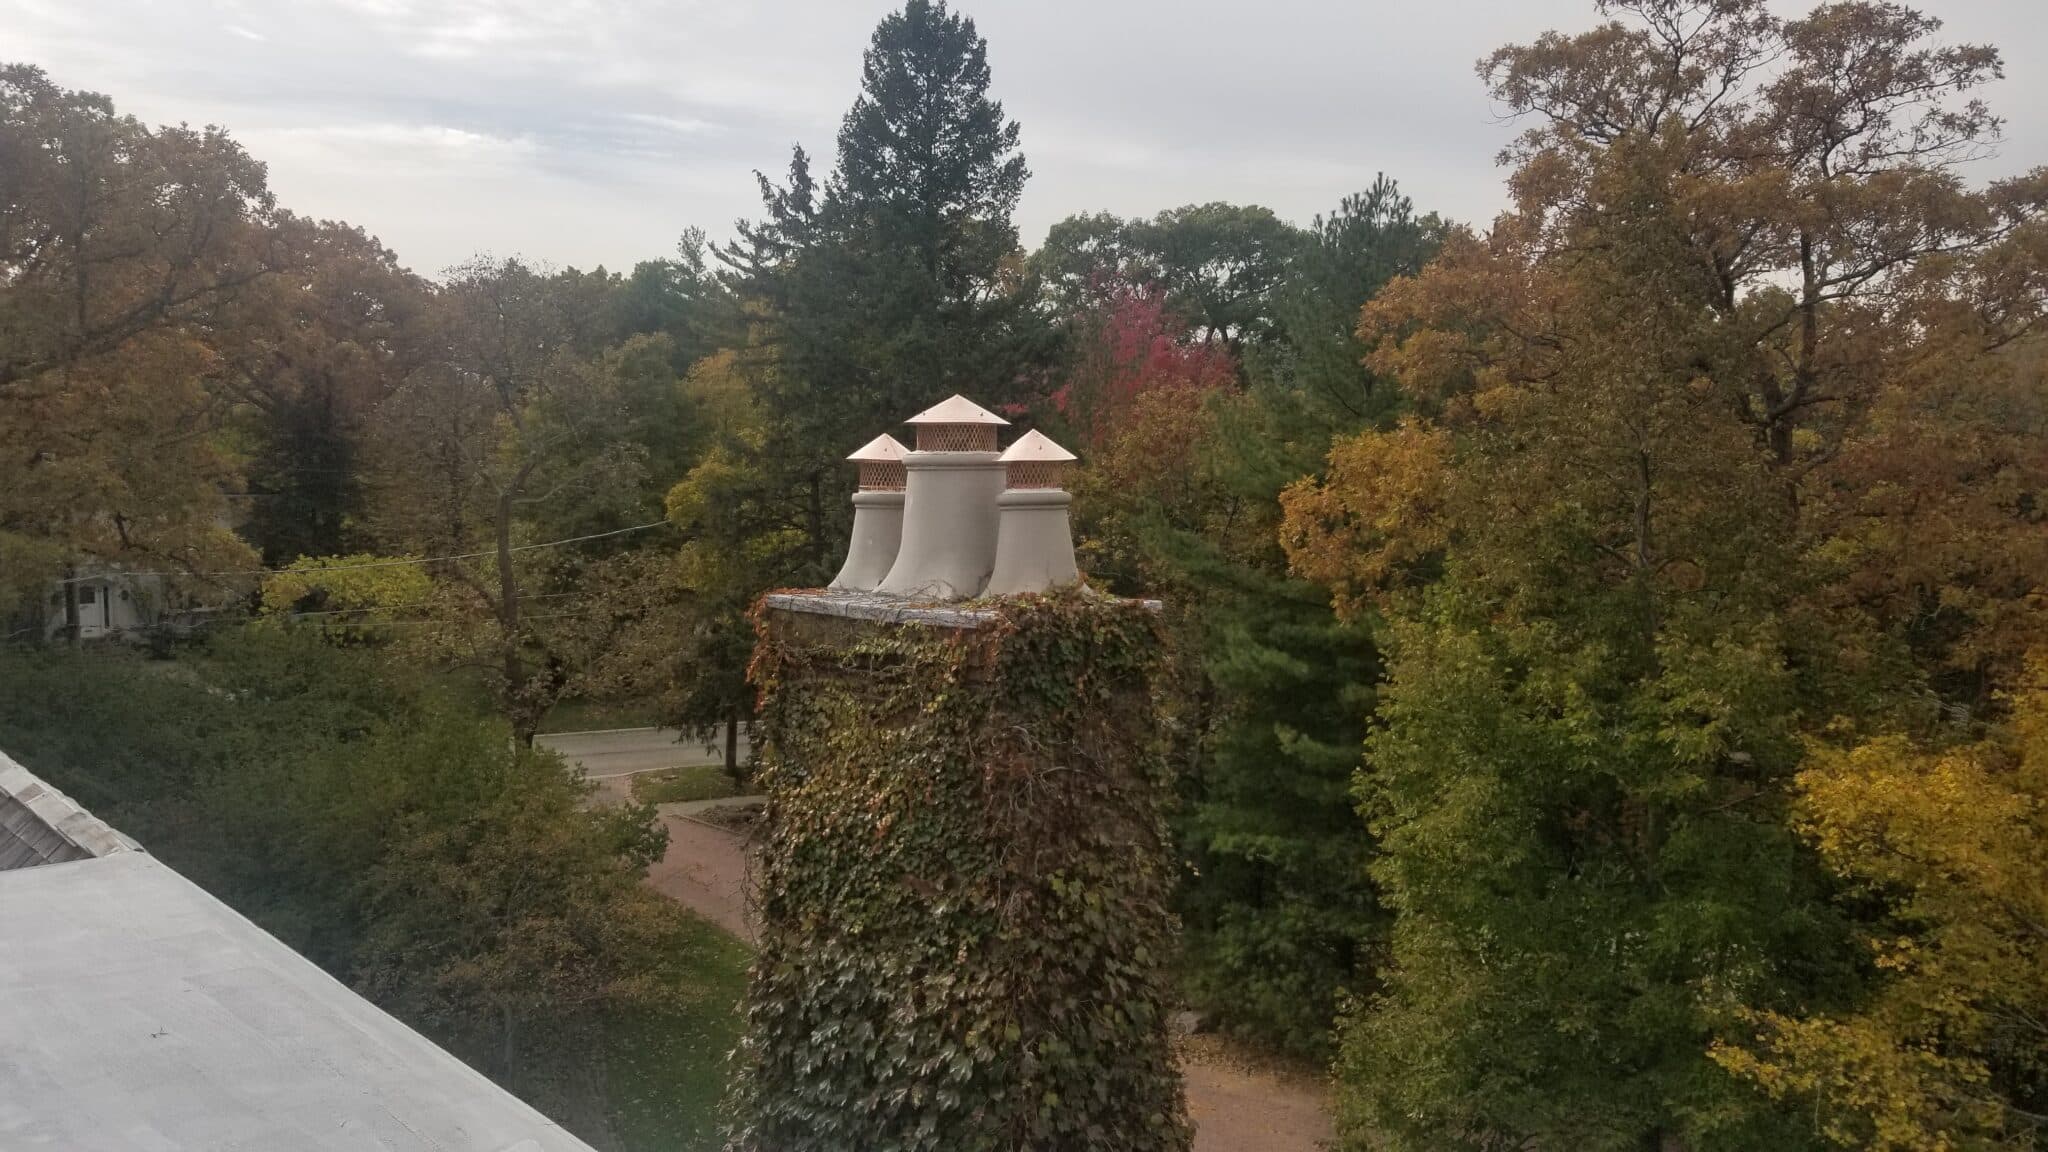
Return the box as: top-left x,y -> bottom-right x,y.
605,914 -> 754,1152
493,910 -> 752,1152
629,764 -> 742,805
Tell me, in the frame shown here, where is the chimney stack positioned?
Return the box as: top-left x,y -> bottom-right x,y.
874,395 -> 1010,600
984,429 -> 1082,596
828,433 -> 909,592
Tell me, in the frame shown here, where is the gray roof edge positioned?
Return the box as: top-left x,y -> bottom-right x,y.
5,847 -> 601,1152
0,750 -> 143,860
114,851 -> 599,1150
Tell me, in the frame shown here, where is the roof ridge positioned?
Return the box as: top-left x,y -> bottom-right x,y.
0,751 -> 142,870
904,394 -> 1009,425
996,428 -> 1077,463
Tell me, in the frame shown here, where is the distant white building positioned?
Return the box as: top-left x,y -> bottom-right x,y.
44,570 -> 162,641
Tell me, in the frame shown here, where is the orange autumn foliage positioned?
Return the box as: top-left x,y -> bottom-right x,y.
1277,420 -> 1452,621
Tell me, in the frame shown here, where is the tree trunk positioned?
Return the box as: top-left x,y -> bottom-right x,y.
496,491 -> 535,745
61,564 -> 79,646
725,710 -> 742,788
806,470 -> 825,569
500,1004 -> 518,1079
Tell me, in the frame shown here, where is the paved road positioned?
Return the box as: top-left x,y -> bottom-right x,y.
537,726 -> 752,779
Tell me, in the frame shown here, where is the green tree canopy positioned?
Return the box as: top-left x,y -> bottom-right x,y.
665,0 -> 1052,757
1035,202 -> 1304,355
0,63 -> 280,612
1281,3 -> 2048,1147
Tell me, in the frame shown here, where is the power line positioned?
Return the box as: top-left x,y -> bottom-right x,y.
37,608 -> 617,639
269,609 -> 613,629
267,590 -> 582,620
54,520 -> 675,585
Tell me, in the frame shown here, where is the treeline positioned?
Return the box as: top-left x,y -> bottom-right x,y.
1277,5 -> 2048,1150
4,0 -> 2048,1148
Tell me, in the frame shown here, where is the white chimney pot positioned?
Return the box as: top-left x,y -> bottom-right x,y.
875,395 -> 1010,600
985,430 -> 1082,597
829,434 -> 909,592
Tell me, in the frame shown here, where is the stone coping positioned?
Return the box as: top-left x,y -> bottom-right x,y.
762,588 -> 1161,630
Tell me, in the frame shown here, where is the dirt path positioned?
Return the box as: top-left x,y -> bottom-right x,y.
645,807 -> 757,942
1179,1035 -> 1334,1151
640,800 -> 1333,1151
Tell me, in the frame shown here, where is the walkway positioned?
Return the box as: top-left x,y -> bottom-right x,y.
645,803 -> 757,942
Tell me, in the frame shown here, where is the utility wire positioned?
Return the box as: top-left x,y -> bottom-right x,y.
267,591 -> 582,620
271,609 -> 612,629
54,520 -> 674,585
54,608 -> 615,639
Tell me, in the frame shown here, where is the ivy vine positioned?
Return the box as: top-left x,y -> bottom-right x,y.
726,590 -> 1192,1152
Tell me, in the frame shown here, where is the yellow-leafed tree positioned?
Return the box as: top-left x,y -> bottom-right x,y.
1716,663 -> 2048,1150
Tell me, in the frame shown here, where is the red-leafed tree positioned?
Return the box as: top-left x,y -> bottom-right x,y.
1051,279 -> 1238,449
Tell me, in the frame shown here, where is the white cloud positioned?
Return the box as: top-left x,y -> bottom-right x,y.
622,112 -> 720,136
5,0 -> 2042,275
253,121 -> 540,162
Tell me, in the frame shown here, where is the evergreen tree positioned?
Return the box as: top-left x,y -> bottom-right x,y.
219,221 -> 432,566
666,0 -> 1049,754
1177,187 -> 1437,1060
243,387 -> 365,564
832,0 -> 1026,302
724,0 -> 1044,443
1258,176 -> 1441,422
1061,184 -> 1439,1059
1169,392 -> 1386,1061
610,228 -> 737,375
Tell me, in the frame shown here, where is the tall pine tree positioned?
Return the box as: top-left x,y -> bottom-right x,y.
667,1 -> 1047,757
721,0 -> 1045,466
1169,390 -> 1388,1062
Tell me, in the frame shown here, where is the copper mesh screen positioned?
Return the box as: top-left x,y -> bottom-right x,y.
858,462 -> 907,491
916,424 -> 997,452
1007,461 -> 1065,490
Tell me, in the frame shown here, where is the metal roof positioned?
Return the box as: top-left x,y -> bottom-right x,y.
903,394 -> 1009,425
0,756 -> 598,1152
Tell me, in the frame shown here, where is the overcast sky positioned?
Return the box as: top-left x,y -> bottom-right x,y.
9,0 -> 2044,276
